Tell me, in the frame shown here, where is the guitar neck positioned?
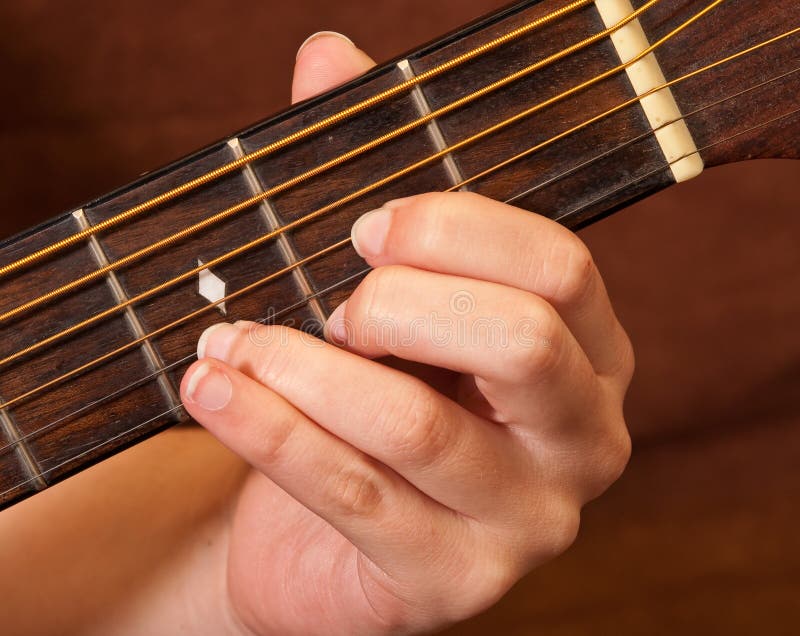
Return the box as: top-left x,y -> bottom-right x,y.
0,0 -> 797,510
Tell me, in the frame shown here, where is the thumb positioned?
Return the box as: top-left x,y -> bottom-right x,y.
291,32 -> 376,104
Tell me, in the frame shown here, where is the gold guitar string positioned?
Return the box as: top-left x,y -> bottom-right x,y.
0,268 -> 374,458
0,0 -> 595,280
4,105 -> 799,496
505,66 -> 800,207
1,55 -> 798,491
448,27 -> 800,192
0,0 -> 663,324
1,60 -> 796,461
0,15 -> 792,427
0,239 -> 353,413
0,0 -> 724,373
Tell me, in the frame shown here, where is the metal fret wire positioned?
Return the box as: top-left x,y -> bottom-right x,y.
0,108 -> 800,497
0,268 -> 373,461
0,0 -> 595,280
1,61 -> 797,462
1,63 -> 795,465
0,35 -> 798,497
0,0 -> 718,375
0,2 -> 780,410
0,0 -> 661,325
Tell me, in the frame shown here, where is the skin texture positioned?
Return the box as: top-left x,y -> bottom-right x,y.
0,33 -> 633,636
178,34 -> 634,636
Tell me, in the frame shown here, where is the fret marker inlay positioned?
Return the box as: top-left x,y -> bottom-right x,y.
594,0 -> 704,183
198,260 -> 227,315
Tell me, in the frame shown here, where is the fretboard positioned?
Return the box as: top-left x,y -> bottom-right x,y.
0,0 -> 797,510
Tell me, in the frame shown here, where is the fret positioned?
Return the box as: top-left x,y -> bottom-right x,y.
0,216 -> 178,508
396,59 -> 469,190
406,1 -> 673,228
238,62 -> 455,314
0,401 -> 47,493
226,137 -> 329,327
71,209 -> 182,411
84,142 -> 321,374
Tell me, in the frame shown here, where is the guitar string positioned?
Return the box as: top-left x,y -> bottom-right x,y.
2,102 -> 797,498
0,11 -> 788,415
0,0 -> 663,324
506,66 -> 800,206
0,28 -> 795,459
0,0 -> 728,374
0,0 -> 595,279
0,268 -> 373,459
2,63 -> 795,461
449,29 -> 800,191
552,105 -> 800,222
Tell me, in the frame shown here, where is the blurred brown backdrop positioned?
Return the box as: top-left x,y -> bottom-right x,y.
0,1 -> 798,634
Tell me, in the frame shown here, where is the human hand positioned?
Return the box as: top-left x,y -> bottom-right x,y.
180,32 -> 634,636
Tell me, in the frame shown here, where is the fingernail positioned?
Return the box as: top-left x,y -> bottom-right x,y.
325,302 -> 349,345
197,323 -> 239,361
185,361 -> 232,412
352,207 -> 392,258
296,31 -> 355,60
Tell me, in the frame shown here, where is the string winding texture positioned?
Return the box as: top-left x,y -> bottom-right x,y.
0,0 -> 719,373
3,103 -> 797,497
2,64 -> 796,465
0,20 -> 795,418
0,0 -> 662,324
0,8 -> 797,494
0,0 -> 595,280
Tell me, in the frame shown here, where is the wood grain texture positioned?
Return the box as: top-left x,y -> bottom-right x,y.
633,0 -> 800,164
0,0 -> 797,511
0,0 -> 797,634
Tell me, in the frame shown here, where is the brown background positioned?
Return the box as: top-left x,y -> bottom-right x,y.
0,1 -> 798,634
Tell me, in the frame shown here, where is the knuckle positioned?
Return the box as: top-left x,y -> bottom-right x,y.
252,411 -> 297,467
544,235 -> 597,309
596,425 -> 632,488
541,505 -> 581,560
402,192 -> 476,256
326,462 -> 385,519
352,266 -> 402,321
380,382 -> 449,467
504,302 -> 564,382
248,327 -> 295,387
616,329 -> 637,385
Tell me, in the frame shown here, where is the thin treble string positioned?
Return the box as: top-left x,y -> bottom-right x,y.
0,0 -> 595,280
448,27 -> 800,193
1,0 -> 663,324
0,0 -> 725,374
0,239 -> 353,412
0,1 -> 760,412
2,59 -> 796,463
3,103 -> 798,499
0,268 -> 372,459
506,66 -> 800,206
551,105 -> 800,223
1,60 -> 796,488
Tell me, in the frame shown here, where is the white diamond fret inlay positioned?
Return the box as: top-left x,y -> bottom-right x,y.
198,259 -> 227,315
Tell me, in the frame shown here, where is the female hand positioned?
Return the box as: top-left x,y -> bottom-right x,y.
180,32 -> 634,636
